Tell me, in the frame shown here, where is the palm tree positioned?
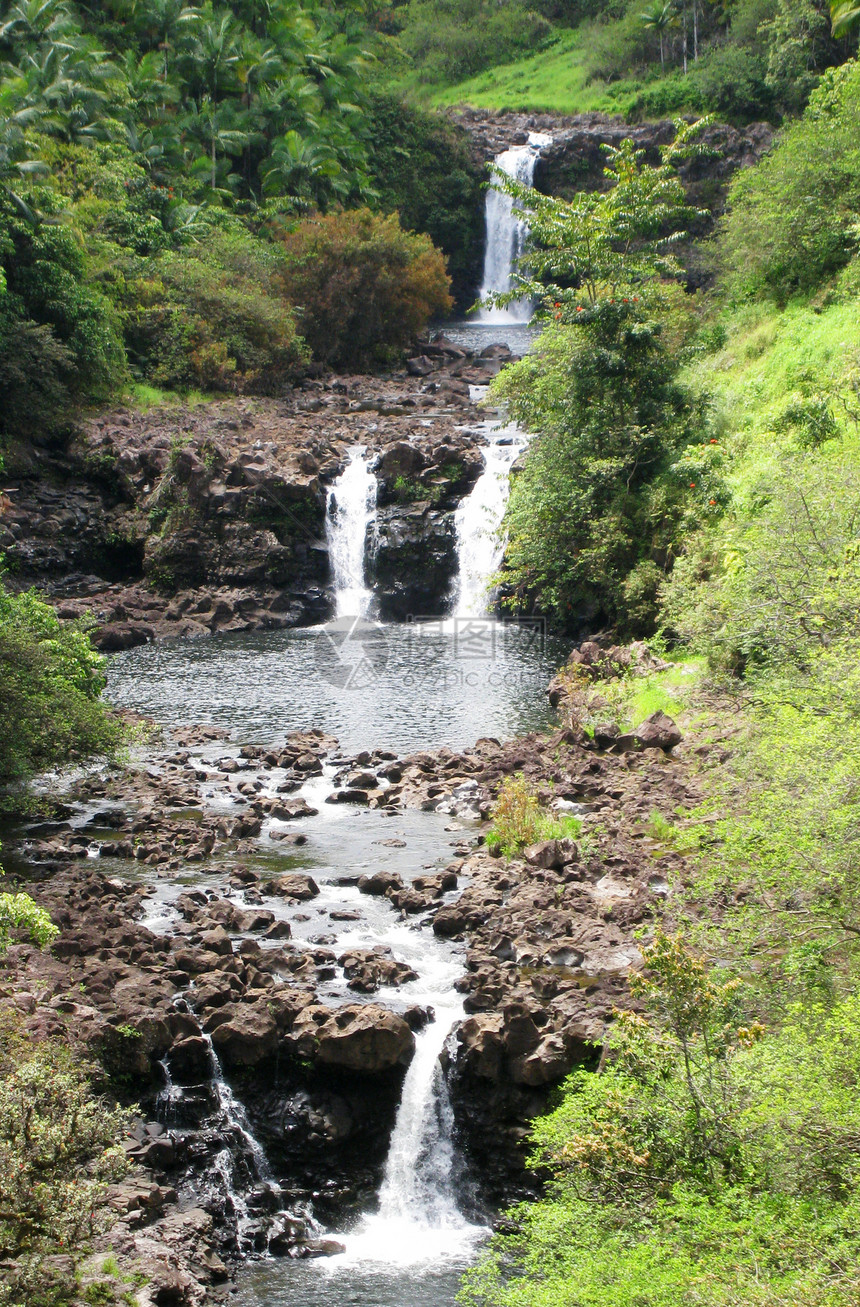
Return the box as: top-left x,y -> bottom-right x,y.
0,102 -> 48,222
260,128 -> 344,205
640,0 -> 677,69
830,0 -> 860,34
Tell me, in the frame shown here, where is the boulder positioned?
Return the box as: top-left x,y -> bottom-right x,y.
291,1003 -> 415,1073
268,874 -> 320,901
210,1001 -> 278,1067
632,710 -> 682,751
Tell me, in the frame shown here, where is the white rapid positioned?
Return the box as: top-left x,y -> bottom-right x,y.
477,131 -> 553,324
326,446 -> 378,617
332,959 -> 486,1270
452,402 -> 530,617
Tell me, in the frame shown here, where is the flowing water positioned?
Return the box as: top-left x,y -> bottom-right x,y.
477,132 -> 553,324
102,223 -> 557,1304
453,398 -> 530,617
326,445 -> 378,618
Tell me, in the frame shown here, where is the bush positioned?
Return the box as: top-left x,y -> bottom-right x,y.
277,208 -> 452,371
460,936 -> 860,1307
486,775 -> 582,857
125,228 -> 307,393
0,580 -> 121,786
719,60 -> 860,301
0,199 -> 128,413
0,1013 -> 130,1307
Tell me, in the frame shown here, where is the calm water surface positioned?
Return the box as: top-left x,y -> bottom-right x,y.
106,620 -> 567,755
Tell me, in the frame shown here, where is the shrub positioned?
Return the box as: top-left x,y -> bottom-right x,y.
277,208 -> 452,371
126,229 -> 307,393
0,1012 -> 131,1307
719,60 -> 860,301
0,580 -> 121,786
0,303 -> 74,442
0,199 -> 128,411
486,775 -> 581,857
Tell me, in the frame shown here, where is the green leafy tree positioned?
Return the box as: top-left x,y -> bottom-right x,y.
0,578 -> 121,785
483,119 -> 711,314
493,298 -> 709,634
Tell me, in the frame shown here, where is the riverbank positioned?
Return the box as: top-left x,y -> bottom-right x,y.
0,631 -> 715,1303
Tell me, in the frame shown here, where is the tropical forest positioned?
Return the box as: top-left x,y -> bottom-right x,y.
1,0 -> 860,1305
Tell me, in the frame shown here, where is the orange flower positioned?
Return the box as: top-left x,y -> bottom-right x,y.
690,482 -> 696,488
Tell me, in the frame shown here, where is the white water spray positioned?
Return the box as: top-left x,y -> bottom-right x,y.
329,942 -> 486,1269
477,132 -> 552,324
452,406 -> 530,617
326,447 -> 378,617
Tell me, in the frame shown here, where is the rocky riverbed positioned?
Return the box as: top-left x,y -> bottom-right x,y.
0,642 -> 739,1302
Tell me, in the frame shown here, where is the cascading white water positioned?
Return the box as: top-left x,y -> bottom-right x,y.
325,935 -> 485,1269
452,403 -> 530,618
477,132 -> 552,325
326,446 -> 378,617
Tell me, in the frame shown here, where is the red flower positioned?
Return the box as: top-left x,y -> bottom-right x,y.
709,499 -> 716,505
689,482 -> 696,488
576,307 -> 584,313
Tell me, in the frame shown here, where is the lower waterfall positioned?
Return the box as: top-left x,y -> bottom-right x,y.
452,406 -> 530,617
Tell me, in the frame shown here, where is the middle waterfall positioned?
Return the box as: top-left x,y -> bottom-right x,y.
477,131 -> 552,325
326,446 -> 378,618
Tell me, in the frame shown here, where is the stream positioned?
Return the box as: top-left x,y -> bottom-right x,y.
101,135 -> 555,1306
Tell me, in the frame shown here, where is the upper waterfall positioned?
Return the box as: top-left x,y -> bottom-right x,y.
477,131 -> 553,325
325,446 -> 378,618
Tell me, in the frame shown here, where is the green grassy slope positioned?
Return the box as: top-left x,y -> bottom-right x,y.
429,30 -> 646,116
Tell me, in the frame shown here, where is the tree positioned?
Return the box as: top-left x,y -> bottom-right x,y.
640,0 -> 677,70
830,0 -> 860,34
0,578 -> 121,785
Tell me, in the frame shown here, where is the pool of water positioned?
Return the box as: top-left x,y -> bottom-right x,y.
439,319 -> 541,358
237,1257 -> 472,1307
105,619 -> 567,756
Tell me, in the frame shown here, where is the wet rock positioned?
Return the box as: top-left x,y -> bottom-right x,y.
268,874 -> 320,901
209,1001 -> 279,1068
291,1004 -> 415,1074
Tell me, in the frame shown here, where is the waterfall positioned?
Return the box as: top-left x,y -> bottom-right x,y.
326,446 -> 378,617
477,131 -> 553,325
452,407 -> 529,617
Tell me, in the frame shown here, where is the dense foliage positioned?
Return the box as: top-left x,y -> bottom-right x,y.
0,1013 -> 130,1307
461,936 -> 860,1307
0,578 -> 120,784
394,0 -> 856,124
463,48 -> 860,1307
718,59 -> 860,299
495,304 -> 708,634
488,128 -> 714,634
0,0 -> 479,423
278,206 -> 451,369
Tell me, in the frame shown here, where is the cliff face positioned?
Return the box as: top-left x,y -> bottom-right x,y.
0,344 -> 503,647
451,108 -> 774,288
